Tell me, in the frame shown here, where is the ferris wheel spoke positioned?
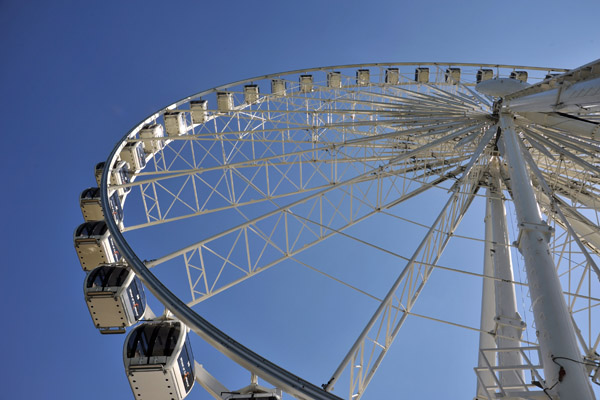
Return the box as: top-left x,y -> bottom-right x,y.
524,118 -> 600,150
178,182 -> 436,307
536,165 -> 600,211
422,81 -> 484,110
382,81 -> 482,108
324,152 -> 488,399
143,154 -> 461,308
522,128 -> 600,177
340,86 -> 484,115
123,145 -> 404,231
524,124 -> 600,161
120,117 -> 478,191
456,79 -> 494,107
387,122 -> 486,165
122,134 -> 472,232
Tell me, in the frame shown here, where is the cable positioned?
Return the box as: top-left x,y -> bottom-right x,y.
553,355 -> 600,368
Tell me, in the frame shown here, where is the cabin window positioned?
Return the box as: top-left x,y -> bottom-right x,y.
135,145 -> 146,168
108,236 -> 121,260
76,223 -> 91,237
150,325 -> 180,357
127,323 -> 181,362
119,167 -> 130,184
127,325 -> 151,358
87,266 -> 128,288
91,221 -> 108,236
179,335 -> 194,391
87,267 -> 110,288
109,192 -> 123,220
128,277 -> 145,320
106,267 -> 128,287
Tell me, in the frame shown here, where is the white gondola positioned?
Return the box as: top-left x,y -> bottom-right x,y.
139,124 -> 165,153
217,92 -> 234,112
271,79 -> 286,96
510,70 -> 528,82
244,85 -> 259,104
445,67 -> 461,83
545,73 -> 561,80
385,68 -> 399,85
95,161 -> 131,197
190,100 -> 208,124
120,142 -> 146,172
476,68 -> 494,83
74,220 -> 121,271
299,74 -> 313,93
124,320 -> 195,400
79,187 -> 123,223
356,69 -> 370,86
164,110 -> 187,136
415,67 -> 429,83
84,263 -> 146,334
327,71 -> 342,88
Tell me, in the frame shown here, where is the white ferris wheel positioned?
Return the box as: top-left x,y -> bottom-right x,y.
75,60 -> 600,400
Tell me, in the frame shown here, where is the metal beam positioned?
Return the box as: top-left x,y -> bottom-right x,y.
499,114 -> 595,399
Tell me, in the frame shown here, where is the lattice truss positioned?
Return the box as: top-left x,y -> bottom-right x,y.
105,62 -> 600,399
116,74 -> 491,307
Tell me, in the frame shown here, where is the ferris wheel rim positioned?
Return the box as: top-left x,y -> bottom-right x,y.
144,62 -> 569,119
98,61 -> 599,400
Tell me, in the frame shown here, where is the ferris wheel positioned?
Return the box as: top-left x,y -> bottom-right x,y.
75,61 -> 600,400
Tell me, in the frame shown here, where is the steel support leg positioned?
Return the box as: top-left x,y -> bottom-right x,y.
476,187 -> 498,399
500,114 -> 595,400
488,159 -> 525,388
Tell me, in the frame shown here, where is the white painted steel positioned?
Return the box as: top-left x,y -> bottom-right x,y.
193,362 -> 230,400
487,159 -> 525,390
507,76 -> 600,114
500,114 -> 595,400
476,190 -> 497,399
94,62 -> 600,400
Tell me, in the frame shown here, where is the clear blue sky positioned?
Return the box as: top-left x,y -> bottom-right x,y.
1,1 -> 598,399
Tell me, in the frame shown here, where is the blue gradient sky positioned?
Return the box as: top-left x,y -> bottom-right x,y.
1,1 -> 599,399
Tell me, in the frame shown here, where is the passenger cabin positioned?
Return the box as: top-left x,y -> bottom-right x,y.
164,110 -> 187,136
545,73 -> 561,80
79,187 -> 123,223
356,69 -> 370,86
271,79 -> 286,96
244,85 -> 259,104
74,221 -> 121,271
121,142 -> 146,172
84,264 -> 146,334
415,67 -> 430,83
139,124 -> 165,153
190,100 -> 208,124
510,70 -> 528,83
95,161 -> 131,198
124,320 -> 195,400
476,69 -> 494,83
327,71 -> 342,88
445,68 -> 461,84
385,68 -> 400,85
217,92 -> 234,113
299,75 -> 313,93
